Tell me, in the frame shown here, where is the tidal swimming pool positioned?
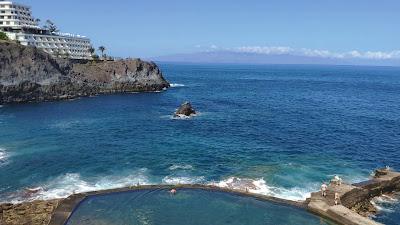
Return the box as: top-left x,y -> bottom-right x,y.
65,188 -> 333,225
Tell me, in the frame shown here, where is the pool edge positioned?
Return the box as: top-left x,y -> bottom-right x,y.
48,184 -> 307,225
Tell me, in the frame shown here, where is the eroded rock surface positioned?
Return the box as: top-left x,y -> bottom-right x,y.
174,101 -> 196,117
0,41 -> 170,104
0,200 -> 59,225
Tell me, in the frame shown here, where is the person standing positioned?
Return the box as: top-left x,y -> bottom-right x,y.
334,192 -> 340,205
321,183 -> 328,197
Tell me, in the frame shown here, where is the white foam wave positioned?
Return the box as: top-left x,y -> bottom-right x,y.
371,194 -> 399,213
172,114 -> 192,120
170,83 -> 185,88
162,175 -> 205,185
7,172 -> 322,203
171,112 -> 201,120
0,148 -> 8,162
211,177 -> 314,201
16,170 -> 150,202
161,115 -> 194,120
168,164 -> 194,170
374,195 -> 398,204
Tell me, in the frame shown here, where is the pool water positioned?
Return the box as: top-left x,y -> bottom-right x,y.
66,189 -> 333,225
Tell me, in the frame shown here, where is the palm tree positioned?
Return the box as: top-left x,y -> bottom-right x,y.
98,46 -> 106,59
89,46 -> 95,55
43,19 -> 59,33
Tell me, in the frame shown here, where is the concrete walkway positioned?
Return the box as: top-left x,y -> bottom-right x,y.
307,169 -> 400,225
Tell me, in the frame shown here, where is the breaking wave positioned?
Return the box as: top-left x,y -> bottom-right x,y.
10,169 -> 150,203
0,148 -> 8,165
170,83 -> 185,88
169,164 -> 194,170
210,177 -> 316,201
7,173 -> 321,203
162,175 -> 205,185
171,112 -> 201,120
371,194 -> 399,213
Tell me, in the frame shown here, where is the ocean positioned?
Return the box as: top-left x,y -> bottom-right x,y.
0,63 -> 399,224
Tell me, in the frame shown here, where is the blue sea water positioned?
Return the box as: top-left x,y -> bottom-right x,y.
66,188 -> 331,225
0,64 -> 400,224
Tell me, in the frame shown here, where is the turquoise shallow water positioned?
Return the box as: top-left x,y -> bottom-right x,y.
66,188 -> 331,225
0,64 -> 399,223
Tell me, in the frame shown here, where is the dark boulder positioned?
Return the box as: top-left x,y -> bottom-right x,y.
174,102 -> 196,117
374,168 -> 389,178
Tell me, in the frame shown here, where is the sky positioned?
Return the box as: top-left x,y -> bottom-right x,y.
15,0 -> 400,60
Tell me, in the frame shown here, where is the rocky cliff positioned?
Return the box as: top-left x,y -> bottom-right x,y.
0,41 -> 170,104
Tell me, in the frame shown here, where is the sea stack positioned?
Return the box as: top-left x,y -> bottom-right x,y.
174,102 -> 196,117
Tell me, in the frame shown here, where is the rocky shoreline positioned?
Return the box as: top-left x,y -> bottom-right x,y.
0,41 -> 170,104
0,200 -> 59,225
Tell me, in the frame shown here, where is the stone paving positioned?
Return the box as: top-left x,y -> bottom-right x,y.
307,169 -> 400,225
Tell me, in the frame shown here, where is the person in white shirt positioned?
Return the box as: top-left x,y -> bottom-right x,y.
334,192 -> 340,205
332,175 -> 342,186
321,183 -> 328,197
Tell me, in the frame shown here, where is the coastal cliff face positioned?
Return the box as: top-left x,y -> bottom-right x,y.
0,41 -> 170,104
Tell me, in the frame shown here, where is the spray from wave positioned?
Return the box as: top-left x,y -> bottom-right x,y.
210,177 -> 316,201
10,169 -> 150,203
371,194 -> 399,213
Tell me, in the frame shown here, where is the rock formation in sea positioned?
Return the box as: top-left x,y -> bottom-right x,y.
0,41 -> 170,104
174,102 -> 196,117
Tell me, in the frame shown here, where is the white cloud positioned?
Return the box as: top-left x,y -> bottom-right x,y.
210,44 -> 218,49
220,46 -> 400,60
234,46 -> 293,55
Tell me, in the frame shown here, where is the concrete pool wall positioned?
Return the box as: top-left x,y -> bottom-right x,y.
48,184 -> 308,225
1,169 -> 399,225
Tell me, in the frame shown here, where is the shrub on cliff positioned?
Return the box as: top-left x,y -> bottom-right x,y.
0,32 -> 8,41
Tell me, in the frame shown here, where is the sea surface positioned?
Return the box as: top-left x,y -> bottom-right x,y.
0,63 -> 399,224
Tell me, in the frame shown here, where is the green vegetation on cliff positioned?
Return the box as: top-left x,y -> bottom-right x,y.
0,32 -> 8,41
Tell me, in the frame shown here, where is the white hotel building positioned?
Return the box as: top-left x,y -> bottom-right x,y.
0,1 -> 92,59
